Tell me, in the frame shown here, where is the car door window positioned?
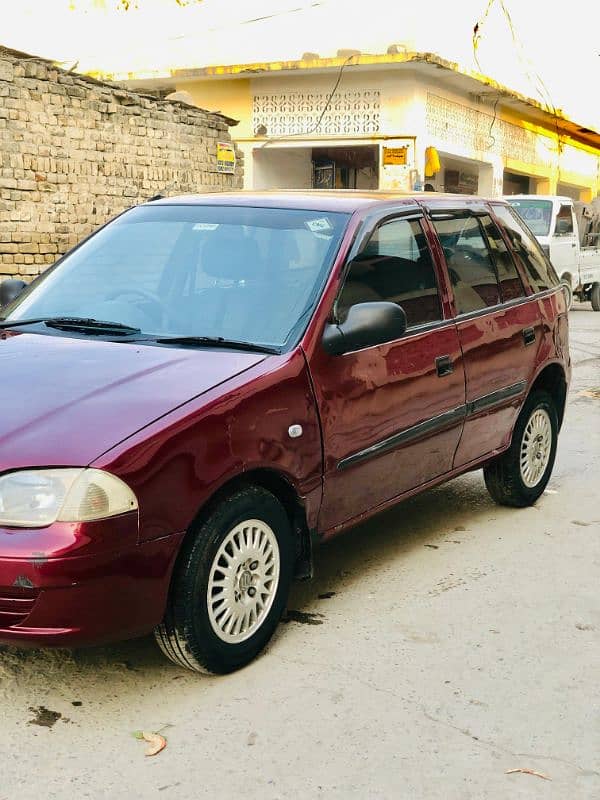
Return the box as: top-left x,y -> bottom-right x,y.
337,217 -> 442,328
555,204 -> 574,236
492,205 -> 560,292
432,214 -> 501,314
479,215 -> 526,302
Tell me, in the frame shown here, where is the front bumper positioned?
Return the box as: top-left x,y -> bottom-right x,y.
0,516 -> 184,647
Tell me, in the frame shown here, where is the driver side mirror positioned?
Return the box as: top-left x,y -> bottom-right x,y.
0,279 -> 27,307
323,301 -> 407,356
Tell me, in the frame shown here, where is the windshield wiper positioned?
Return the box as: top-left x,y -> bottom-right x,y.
153,335 -> 280,355
0,316 -> 140,335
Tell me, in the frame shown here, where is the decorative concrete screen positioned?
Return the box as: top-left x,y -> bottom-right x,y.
426,93 -> 541,164
253,90 -> 381,136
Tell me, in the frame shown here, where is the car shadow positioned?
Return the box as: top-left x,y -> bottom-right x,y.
287,471 -> 497,611
0,471 -> 499,684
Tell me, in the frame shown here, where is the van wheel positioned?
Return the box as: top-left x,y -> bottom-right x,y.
483,390 -> 558,508
155,486 -> 293,674
591,283 -> 600,311
560,278 -> 573,310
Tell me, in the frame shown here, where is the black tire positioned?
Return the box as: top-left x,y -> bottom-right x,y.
560,278 -> 573,311
483,390 -> 558,508
155,486 -> 293,674
591,283 -> 600,312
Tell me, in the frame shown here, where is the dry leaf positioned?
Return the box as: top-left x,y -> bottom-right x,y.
142,731 -> 167,757
506,768 -> 551,781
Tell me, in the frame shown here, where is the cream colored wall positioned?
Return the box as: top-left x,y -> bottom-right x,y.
178,79 -> 254,138
179,70 -> 599,198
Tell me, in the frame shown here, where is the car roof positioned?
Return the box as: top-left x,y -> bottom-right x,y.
149,190 -> 508,214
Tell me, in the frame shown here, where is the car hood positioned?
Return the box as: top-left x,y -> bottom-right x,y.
0,331 -> 265,469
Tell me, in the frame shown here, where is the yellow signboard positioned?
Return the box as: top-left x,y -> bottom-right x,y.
382,146 -> 408,166
217,141 -> 236,174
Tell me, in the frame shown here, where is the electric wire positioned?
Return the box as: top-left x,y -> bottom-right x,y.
259,53 -> 359,148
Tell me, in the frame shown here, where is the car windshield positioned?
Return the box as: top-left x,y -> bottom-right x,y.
1,204 -> 350,349
506,199 -> 552,237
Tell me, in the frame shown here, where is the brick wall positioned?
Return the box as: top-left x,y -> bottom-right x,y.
0,47 -> 243,281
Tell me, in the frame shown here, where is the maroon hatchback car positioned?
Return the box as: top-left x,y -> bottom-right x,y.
0,191 -> 569,673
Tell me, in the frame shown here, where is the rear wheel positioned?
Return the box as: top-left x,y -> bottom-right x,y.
155,486 -> 293,674
591,283 -> 600,312
484,390 -> 558,507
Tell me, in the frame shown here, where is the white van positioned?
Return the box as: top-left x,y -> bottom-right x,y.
506,195 -> 600,310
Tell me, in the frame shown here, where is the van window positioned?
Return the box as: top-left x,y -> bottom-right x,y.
506,198 -> 552,236
432,215 -> 500,314
480,216 -> 526,302
492,205 -> 559,292
555,204 -> 574,236
337,217 -> 441,328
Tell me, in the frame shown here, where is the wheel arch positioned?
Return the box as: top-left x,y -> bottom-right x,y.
185,468 -> 314,581
528,362 -> 568,430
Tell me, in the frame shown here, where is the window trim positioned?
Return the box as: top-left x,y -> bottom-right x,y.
332,210 -> 444,330
453,283 -> 562,323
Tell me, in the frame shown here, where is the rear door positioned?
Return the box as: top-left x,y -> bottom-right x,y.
430,208 -> 540,466
308,209 -> 466,532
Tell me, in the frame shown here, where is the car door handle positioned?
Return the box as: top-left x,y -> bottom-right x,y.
522,327 -> 536,346
436,355 -> 454,377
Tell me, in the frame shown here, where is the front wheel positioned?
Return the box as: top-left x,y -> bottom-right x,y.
591,282 -> 600,312
155,486 -> 293,674
483,390 -> 558,507
560,279 -> 573,311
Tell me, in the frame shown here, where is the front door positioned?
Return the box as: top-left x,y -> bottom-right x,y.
308,212 -> 466,533
430,209 -> 541,466
549,202 -> 578,279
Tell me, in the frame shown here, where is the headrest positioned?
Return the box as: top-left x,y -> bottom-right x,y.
201,226 -> 261,280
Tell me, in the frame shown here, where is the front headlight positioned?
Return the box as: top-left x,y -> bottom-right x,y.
0,468 -> 138,528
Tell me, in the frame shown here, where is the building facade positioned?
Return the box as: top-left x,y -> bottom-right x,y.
119,53 -> 599,202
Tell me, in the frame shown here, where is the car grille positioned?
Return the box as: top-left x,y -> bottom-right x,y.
0,586 -> 40,627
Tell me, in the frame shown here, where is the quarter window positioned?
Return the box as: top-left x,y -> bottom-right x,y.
432,215 -> 500,314
492,205 -> 559,292
337,217 -> 442,328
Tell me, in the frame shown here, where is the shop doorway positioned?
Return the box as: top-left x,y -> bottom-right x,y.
311,146 -> 378,189
503,171 -> 534,195
425,153 -> 491,195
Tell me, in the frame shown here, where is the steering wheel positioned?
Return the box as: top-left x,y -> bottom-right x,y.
104,287 -> 165,327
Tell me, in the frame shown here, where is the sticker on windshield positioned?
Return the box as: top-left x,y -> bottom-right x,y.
193,223 -> 220,231
305,217 -> 333,233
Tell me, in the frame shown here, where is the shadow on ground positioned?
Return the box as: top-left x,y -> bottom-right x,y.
0,471 -> 497,684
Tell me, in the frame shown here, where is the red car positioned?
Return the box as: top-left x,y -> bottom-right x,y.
0,192 -> 569,673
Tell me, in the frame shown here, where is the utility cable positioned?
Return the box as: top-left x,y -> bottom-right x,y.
259,53 -> 359,148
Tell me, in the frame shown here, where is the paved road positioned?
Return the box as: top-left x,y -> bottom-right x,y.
1,306 -> 598,800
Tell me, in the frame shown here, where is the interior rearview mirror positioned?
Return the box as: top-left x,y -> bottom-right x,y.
323,302 -> 407,356
0,279 -> 27,307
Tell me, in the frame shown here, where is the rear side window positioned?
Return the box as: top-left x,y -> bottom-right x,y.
432,215 -> 500,314
479,216 -> 526,301
337,217 -> 441,328
492,205 -> 559,292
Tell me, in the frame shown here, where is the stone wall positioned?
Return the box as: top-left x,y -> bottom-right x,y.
0,47 -> 243,281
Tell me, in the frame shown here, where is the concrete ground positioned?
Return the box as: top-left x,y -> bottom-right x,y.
1,306 -> 598,800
